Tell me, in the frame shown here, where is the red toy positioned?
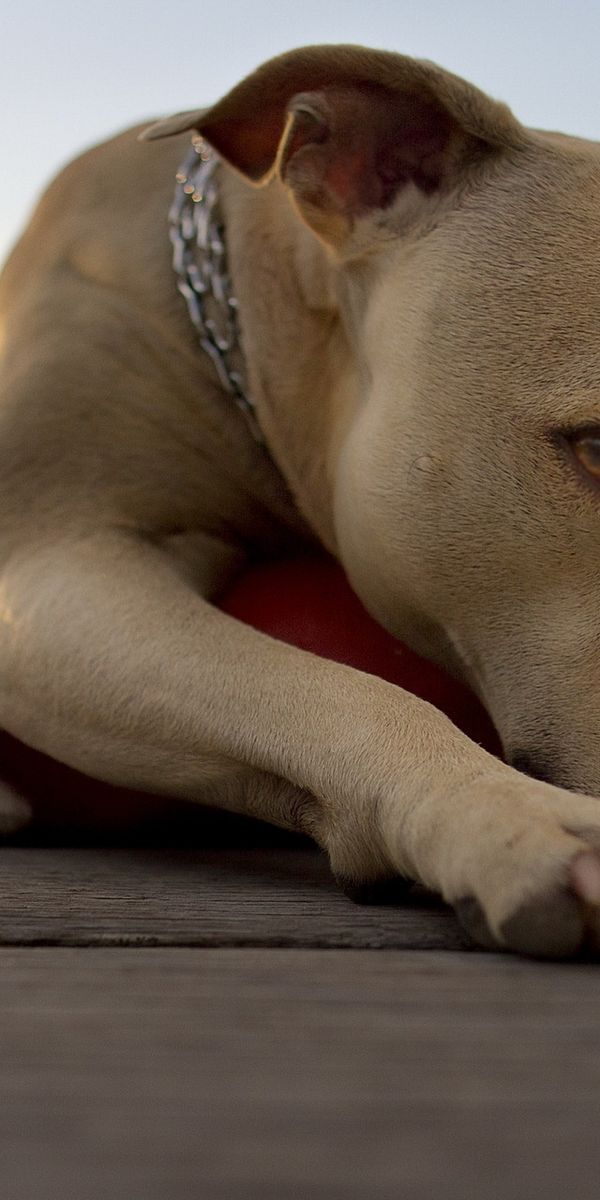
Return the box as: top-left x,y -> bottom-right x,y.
219,553 -> 501,756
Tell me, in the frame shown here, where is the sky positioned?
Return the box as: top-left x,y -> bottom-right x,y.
3,0 -> 600,263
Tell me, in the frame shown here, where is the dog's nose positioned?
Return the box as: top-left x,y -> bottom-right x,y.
509,751 -> 555,784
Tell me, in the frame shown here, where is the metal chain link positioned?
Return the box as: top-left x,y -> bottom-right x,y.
169,138 -> 264,444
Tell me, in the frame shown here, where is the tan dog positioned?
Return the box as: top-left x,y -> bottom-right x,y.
3,43 -> 600,957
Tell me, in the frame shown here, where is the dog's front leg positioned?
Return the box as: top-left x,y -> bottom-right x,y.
2,529 -> 600,957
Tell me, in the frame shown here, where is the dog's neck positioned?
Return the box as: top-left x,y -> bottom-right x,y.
218,167 -> 358,555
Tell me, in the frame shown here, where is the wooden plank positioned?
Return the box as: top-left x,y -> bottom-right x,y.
0,847 -> 468,949
0,947 -> 599,1200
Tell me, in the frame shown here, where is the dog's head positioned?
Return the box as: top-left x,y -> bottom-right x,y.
145,46 -> 600,795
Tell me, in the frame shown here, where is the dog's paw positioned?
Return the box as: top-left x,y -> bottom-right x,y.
444,775 -> 600,958
0,783 -> 33,835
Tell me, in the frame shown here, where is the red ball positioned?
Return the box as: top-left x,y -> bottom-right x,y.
219,553 -> 501,756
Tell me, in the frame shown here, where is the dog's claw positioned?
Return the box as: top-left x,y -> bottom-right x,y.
455,851 -> 600,958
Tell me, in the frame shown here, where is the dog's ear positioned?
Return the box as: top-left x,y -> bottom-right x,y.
141,45 -> 526,248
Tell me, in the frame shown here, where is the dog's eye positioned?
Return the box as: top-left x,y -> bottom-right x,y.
568,430 -> 600,481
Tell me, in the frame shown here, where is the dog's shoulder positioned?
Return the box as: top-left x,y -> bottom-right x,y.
0,120 -> 194,319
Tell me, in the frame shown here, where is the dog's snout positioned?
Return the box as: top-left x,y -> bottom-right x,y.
510,751 -> 555,784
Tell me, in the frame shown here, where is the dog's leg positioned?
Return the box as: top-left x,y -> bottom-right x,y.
2,529 -> 600,956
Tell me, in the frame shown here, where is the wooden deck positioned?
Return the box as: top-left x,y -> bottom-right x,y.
2,822 -> 600,1198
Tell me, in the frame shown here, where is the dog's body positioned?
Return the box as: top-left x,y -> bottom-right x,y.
3,44 -> 600,956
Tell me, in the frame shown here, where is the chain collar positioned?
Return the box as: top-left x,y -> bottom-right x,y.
169,137 -> 264,444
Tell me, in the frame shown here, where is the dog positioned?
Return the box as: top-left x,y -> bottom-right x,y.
2,43 -> 600,958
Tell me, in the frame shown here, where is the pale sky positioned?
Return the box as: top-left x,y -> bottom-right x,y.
2,0 -> 600,263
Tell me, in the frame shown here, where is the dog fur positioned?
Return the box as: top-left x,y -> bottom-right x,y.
2,44 -> 600,956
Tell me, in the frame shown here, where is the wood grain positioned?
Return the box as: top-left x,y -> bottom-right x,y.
0,947 -> 599,1200
1,848 -> 598,1199
0,846 -> 468,949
